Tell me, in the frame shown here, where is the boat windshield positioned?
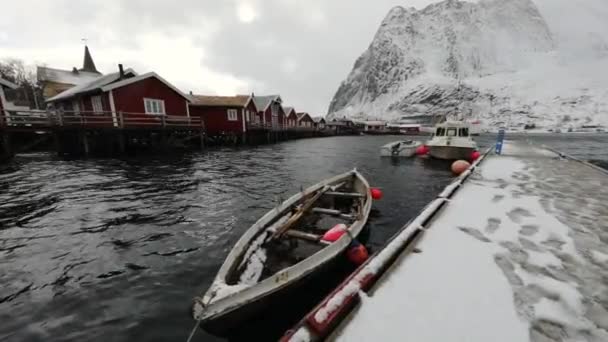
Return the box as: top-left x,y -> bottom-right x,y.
436,127 -> 446,136
446,128 -> 457,137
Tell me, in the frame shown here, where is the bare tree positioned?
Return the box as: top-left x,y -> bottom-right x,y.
0,58 -> 43,109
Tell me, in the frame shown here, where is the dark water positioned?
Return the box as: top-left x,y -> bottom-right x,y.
1,134 -> 606,342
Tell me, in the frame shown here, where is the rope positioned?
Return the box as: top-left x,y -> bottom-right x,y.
186,319 -> 202,342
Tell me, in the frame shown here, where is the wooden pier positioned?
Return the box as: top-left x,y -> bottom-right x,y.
0,110 -> 335,159
0,110 -> 204,157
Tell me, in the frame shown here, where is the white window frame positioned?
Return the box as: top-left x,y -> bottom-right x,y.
91,95 -> 103,114
72,100 -> 81,115
227,109 -> 238,121
144,98 -> 166,115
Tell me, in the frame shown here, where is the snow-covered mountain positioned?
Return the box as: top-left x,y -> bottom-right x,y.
328,0 -> 608,129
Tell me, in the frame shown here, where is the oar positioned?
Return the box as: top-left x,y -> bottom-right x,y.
270,185 -> 331,240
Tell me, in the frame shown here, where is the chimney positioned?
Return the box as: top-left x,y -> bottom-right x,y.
118,64 -> 125,79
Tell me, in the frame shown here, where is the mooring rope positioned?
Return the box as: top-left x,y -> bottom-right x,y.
186,319 -> 202,342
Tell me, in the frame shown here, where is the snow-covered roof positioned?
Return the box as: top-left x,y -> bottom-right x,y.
37,66 -> 102,86
252,95 -> 281,112
283,106 -> 296,115
46,69 -> 137,102
296,112 -> 312,122
100,72 -> 190,102
0,77 -> 18,89
190,95 -> 252,108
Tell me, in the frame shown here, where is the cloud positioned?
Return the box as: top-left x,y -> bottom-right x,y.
1,0 -> 606,115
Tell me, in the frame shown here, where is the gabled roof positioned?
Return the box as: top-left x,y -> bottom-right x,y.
297,112 -> 313,122
101,72 -> 190,101
253,95 -> 281,112
37,66 -> 102,86
0,77 -> 18,89
46,68 -> 137,102
283,106 -> 296,116
190,95 -> 253,108
313,117 -> 326,123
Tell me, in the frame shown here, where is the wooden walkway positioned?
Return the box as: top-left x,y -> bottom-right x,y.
0,110 -> 204,132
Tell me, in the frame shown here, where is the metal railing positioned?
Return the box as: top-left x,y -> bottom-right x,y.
0,110 -> 203,130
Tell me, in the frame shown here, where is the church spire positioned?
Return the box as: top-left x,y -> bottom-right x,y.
80,45 -> 100,73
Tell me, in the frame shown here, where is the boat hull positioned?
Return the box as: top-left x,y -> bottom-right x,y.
380,141 -> 421,158
429,146 -> 475,160
201,252 -> 352,338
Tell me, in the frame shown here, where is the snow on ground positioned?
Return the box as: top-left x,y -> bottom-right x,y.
334,142 -> 608,341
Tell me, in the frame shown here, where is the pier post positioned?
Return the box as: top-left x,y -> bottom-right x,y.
53,131 -> 61,156
81,131 -> 90,156
117,132 -> 126,154
1,132 -> 12,157
199,130 -> 205,150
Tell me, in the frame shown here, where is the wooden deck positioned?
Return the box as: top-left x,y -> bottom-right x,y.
0,110 -> 204,132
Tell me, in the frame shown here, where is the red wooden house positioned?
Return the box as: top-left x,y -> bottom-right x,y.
46,65 -> 191,127
297,112 -> 314,128
0,77 -> 18,116
188,95 -> 257,136
283,106 -> 298,128
253,95 -> 284,129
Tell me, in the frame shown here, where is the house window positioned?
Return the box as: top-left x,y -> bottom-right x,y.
72,100 -> 81,115
91,95 -> 103,114
227,109 -> 238,121
144,98 -> 166,115
245,110 -> 250,122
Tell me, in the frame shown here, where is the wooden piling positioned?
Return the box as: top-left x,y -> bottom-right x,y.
81,131 -> 90,156
1,132 -> 12,157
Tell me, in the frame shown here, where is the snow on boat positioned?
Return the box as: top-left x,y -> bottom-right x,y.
427,121 -> 477,160
380,140 -> 422,158
192,170 -> 372,336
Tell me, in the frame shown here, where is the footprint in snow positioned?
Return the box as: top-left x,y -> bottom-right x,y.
458,226 -> 491,243
507,207 -> 534,224
485,217 -> 502,234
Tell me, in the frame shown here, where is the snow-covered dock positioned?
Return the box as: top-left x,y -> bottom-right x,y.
284,141 -> 608,342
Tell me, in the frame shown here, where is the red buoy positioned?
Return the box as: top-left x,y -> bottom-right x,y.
322,224 -> 348,242
370,188 -> 383,200
470,150 -> 481,162
415,145 -> 429,156
451,160 -> 471,175
346,241 -> 369,265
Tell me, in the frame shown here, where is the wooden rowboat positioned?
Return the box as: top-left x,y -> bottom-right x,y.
192,169 -> 372,336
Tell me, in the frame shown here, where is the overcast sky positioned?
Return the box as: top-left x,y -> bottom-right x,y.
1,0 -> 606,115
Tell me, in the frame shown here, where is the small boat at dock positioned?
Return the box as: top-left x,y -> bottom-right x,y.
426,121 -> 477,160
380,140 -> 422,158
192,170 -> 372,336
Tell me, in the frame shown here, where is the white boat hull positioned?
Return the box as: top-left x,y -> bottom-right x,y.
380,141 -> 421,158
429,146 -> 475,160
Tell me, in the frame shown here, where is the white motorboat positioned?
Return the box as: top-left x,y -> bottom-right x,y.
426,122 -> 477,160
380,140 -> 422,158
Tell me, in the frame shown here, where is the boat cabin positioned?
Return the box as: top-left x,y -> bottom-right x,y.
434,123 -> 470,138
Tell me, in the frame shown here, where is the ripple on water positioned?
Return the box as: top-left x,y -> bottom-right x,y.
0,134 -> 606,342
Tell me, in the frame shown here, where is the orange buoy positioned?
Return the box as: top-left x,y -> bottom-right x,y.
470,150 -> 481,162
346,241 -> 369,265
415,145 -> 429,156
451,160 -> 471,175
322,223 -> 348,242
370,188 -> 383,200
